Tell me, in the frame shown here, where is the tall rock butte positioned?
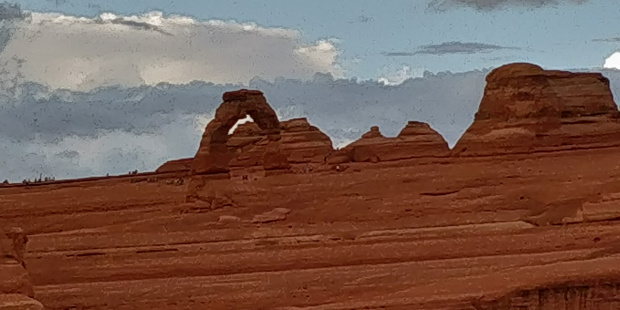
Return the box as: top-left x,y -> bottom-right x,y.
452,62 -> 620,156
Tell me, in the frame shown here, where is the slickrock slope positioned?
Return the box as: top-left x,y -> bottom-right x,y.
328,121 -> 449,164
453,62 -> 620,156
4,63 -> 620,310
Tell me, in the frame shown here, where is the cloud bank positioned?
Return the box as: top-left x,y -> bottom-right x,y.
0,11 -> 342,91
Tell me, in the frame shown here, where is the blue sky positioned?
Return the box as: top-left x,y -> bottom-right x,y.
3,0 -> 620,180
11,0 -> 620,80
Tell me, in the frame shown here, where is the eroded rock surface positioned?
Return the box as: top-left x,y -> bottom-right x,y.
453,62 -> 620,156
159,117 -> 334,174
328,121 -> 449,163
229,118 -> 333,167
0,228 -> 39,309
0,294 -> 44,310
192,89 -> 284,175
155,158 -> 192,174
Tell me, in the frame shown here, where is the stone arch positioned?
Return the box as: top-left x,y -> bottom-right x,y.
192,89 -> 285,175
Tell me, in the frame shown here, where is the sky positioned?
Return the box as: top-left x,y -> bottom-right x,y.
2,0 -> 620,181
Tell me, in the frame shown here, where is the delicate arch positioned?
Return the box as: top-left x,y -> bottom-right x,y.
192,89 -> 282,175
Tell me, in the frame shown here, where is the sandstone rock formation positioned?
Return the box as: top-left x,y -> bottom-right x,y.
328,121 -> 449,164
8,63 -> 620,310
158,117 -> 334,174
453,62 -> 620,156
192,89 -> 286,175
229,118 -> 333,167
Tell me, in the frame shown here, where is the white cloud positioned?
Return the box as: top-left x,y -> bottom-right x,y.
0,11 -> 343,91
604,52 -> 620,69
378,65 -> 424,85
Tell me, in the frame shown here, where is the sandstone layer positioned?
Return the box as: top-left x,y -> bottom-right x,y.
453,62 -> 620,156
4,63 -> 620,309
327,121 -> 449,164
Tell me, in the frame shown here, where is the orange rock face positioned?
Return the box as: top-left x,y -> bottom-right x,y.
328,121 -> 449,163
6,63 -> 620,310
453,62 -> 620,156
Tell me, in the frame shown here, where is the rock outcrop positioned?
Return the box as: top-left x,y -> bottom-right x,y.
453,62 -> 620,156
0,228 -> 42,310
191,89 -> 286,175
159,117 -> 333,173
228,118 -> 333,167
328,121 -> 449,164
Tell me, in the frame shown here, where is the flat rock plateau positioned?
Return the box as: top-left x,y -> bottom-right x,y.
3,63 -> 620,309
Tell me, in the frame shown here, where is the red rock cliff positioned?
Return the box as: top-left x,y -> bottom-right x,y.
453,62 -> 620,156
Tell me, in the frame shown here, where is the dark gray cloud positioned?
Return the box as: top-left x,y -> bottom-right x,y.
428,0 -> 591,11
593,37 -> 620,43
349,15 -> 373,24
95,16 -> 173,36
387,42 -> 519,56
383,52 -> 417,57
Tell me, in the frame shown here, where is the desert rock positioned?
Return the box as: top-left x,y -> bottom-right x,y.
251,208 -> 291,223
160,117 -> 334,173
328,121 -> 449,163
192,89 -> 284,175
8,65 -> 620,309
0,228 -> 38,307
453,62 -> 620,156
0,294 -> 44,310
229,118 -> 333,167
155,158 -> 192,173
